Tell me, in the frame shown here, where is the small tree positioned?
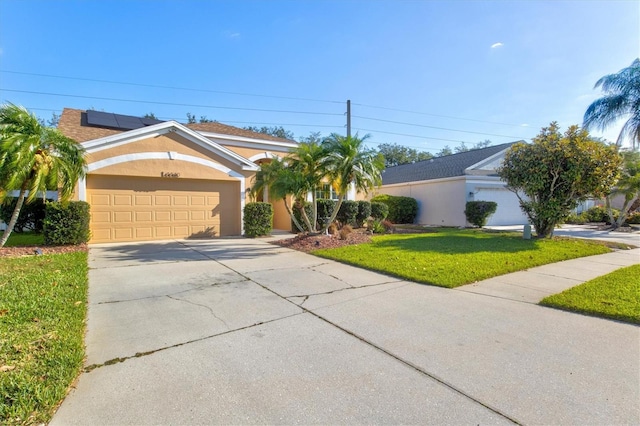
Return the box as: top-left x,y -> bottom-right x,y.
497,123 -> 621,238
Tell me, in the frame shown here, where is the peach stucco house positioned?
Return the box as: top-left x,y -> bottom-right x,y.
58,108 -> 298,243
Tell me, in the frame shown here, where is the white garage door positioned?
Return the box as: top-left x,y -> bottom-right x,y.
474,187 -> 528,226
87,175 -> 240,243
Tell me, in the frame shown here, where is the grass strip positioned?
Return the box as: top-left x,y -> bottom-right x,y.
540,264 -> 640,324
0,251 -> 88,425
4,233 -> 45,247
314,228 -> 612,288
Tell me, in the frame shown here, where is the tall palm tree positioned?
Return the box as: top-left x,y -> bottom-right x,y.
583,58 -> 640,149
287,141 -> 327,232
0,103 -> 86,247
321,133 -> 384,231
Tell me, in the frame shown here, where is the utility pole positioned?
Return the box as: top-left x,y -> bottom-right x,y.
346,99 -> 351,138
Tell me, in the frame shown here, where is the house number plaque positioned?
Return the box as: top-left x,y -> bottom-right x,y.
161,172 -> 180,178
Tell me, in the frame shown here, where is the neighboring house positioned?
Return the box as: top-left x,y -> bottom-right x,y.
55,108 -> 300,243
377,142 -> 529,226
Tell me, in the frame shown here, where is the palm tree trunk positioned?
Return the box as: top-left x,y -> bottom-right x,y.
0,185 -> 28,247
605,196 -> 618,229
283,198 -> 306,233
321,194 -> 345,233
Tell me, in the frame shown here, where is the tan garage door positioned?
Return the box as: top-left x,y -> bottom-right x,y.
87,175 -> 240,243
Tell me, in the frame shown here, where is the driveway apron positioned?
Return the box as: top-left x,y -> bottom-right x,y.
52,238 -> 640,425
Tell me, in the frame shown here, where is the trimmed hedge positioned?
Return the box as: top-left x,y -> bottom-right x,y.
371,194 -> 418,224
464,201 -> 497,228
316,199 -> 335,225
244,202 -> 273,237
43,201 -> 91,245
356,200 -> 372,227
336,200 -> 358,227
370,201 -> 389,221
0,198 -> 48,233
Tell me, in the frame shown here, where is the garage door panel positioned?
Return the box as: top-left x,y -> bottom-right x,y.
135,195 -> 152,205
87,176 -> 239,243
174,211 -> 189,221
155,196 -> 171,206
113,195 -> 132,206
114,212 -> 132,223
135,211 -> 152,222
155,211 -> 171,221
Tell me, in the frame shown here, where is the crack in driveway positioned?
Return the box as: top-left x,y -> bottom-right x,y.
166,294 -> 230,329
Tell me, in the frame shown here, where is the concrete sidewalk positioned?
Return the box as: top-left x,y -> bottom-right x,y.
51,236 -> 640,425
457,247 -> 640,303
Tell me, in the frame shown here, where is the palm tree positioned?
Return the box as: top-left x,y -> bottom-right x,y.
606,150 -> 640,228
583,58 -> 640,149
287,141 -> 327,232
0,103 -> 86,247
321,133 -> 384,231
250,156 -> 308,232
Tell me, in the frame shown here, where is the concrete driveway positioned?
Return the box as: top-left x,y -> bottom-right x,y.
52,237 -> 639,425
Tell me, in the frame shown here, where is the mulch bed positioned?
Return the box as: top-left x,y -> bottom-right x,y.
271,226 -> 431,253
0,244 -> 88,258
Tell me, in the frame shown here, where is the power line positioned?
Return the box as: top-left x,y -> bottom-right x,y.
352,102 -> 536,129
353,127 -> 478,144
353,115 -> 528,139
1,89 -> 343,116
23,106 -> 344,130
0,70 -> 343,105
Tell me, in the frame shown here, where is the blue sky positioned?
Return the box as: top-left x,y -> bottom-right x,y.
0,0 -> 638,152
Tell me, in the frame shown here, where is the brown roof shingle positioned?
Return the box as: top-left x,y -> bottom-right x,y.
57,108 -> 296,144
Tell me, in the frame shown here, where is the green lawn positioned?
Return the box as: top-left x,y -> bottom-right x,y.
4,232 -> 44,247
540,264 -> 640,324
0,252 -> 88,425
314,228 -> 614,288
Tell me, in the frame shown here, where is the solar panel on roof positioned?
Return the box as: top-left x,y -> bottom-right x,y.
114,114 -> 145,130
141,117 -> 163,126
85,110 -> 165,130
86,110 -> 119,128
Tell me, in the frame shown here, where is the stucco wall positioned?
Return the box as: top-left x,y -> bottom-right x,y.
379,178 -> 467,226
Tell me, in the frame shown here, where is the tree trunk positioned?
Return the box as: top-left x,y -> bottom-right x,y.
533,219 -> 555,239
320,194 -> 345,233
615,194 -> 639,228
0,186 -> 28,247
605,196 -> 618,229
283,198 -> 306,233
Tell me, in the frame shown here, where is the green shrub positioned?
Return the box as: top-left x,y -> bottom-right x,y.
316,199 -> 336,227
0,198 -> 48,233
625,211 -> 640,224
243,202 -> 273,237
371,194 -> 418,224
370,201 -> 389,221
356,201 -> 371,228
583,205 -> 618,223
336,200 -> 358,227
43,201 -> 90,245
367,219 -> 386,234
464,201 -> 498,228
564,212 -> 588,224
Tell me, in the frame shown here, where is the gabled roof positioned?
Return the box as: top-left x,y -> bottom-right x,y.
381,142 -> 520,185
80,120 -> 260,171
57,108 -> 296,144
187,122 -> 294,143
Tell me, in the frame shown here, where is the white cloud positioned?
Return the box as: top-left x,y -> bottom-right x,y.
520,123 -> 529,127
490,42 -> 504,49
222,31 -> 241,39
